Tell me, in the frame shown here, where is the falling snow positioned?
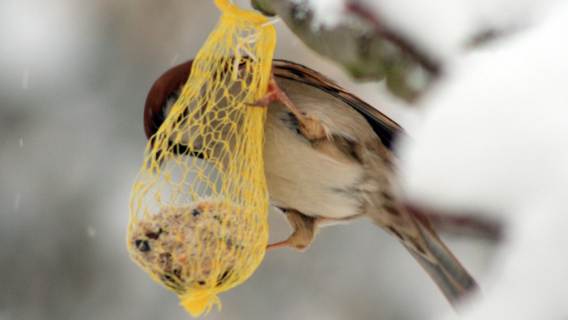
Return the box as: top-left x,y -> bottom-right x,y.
86,226 -> 96,238
13,193 -> 21,211
170,53 -> 180,66
22,69 -> 29,90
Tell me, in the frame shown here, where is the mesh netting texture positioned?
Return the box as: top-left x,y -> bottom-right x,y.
127,1 -> 276,316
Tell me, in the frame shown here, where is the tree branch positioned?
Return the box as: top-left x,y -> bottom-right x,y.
251,0 -> 438,102
406,204 -> 503,242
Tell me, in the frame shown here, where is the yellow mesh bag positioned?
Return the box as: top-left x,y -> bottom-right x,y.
127,1 -> 276,317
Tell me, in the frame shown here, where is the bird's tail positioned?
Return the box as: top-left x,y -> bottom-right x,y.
403,213 -> 479,307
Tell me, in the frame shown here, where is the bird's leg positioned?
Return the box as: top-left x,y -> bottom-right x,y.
267,209 -> 319,251
252,76 -> 328,141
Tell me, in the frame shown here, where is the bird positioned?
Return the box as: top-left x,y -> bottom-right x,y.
142,58 -> 478,307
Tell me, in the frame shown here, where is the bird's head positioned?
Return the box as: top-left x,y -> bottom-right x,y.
144,60 -> 194,140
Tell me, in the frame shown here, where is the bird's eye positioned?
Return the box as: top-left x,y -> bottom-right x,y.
191,208 -> 201,217
134,239 -> 150,252
164,90 -> 181,116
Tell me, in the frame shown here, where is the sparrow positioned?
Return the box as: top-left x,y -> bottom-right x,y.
142,59 -> 478,306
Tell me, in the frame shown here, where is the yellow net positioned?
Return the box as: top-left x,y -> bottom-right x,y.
127,0 -> 276,317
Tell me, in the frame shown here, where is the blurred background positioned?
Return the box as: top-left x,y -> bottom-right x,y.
0,1 -> 496,319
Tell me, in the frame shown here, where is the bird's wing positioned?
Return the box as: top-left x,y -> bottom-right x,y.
272,59 -> 402,150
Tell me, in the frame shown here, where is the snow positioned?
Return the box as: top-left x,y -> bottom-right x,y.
400,3 -> 568,216
397,3 -> 568,319
307,0 -> 345,29
441,195 -> 568,320
308,0 -> 560,62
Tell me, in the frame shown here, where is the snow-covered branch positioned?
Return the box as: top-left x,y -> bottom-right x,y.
252,0 -> 439,101
252,0 -> 559,102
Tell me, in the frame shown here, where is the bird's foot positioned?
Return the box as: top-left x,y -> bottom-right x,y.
248,76 -> 289,108
267,209 -> 318,252
297,115 -> 327,141
251,76 -> 328,141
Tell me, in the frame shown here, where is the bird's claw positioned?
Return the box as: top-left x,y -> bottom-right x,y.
249,76 -> 328,141
267,209 -> 317,252
298,115 -> 328,141
248,77 -> 283,108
